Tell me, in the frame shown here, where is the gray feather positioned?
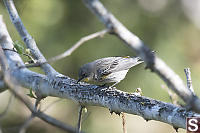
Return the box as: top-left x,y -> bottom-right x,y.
94,56 -> 143,77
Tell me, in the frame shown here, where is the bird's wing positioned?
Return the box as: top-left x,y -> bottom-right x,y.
95,57 -> 142,77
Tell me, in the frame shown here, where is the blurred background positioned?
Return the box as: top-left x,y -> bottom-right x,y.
0,0 -> 200,132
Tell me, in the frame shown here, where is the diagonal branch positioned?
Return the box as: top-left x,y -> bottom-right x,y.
0,46 -> 79,133
19,115 -> 35,133
0,15 -> 79,133
1,2 -> 200,131
82,0 -> 200,112
48,29 -> 108,63
0,13 -> 200,130
24,29 -> 109,68
3,0 -> 58,76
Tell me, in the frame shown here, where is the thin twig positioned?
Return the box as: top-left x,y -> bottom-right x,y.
23,53 -> 36,64
121,112 -> 127,133
23,29 -> 109,68
3,48 -> 36,64
161,85 -> 179,106
34,98 -> 41,111
19,97 -> 42,133
77,106 -> 84,132
184,68 -> 194,94
18,98 -> 41,133
18,115 -> 35,133
48,29 -> 108,62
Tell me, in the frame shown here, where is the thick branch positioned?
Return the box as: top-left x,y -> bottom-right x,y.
3,0 -> 58,76
1,18 -> 199,130
7,72 -> 200,129
0,48 -> 79,133
0,13 -> 199,130
0,15 -> 79,133
0,3 -> 200,131
82,0 -> 200,112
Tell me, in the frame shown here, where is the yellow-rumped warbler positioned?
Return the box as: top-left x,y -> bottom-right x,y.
77,56 -> 143,87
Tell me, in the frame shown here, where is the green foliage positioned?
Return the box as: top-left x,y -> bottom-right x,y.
13,41 -> 24,55
27,88 -> 36,99
13,41 -> 34,64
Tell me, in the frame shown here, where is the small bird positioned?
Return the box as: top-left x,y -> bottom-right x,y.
77,56 -> 143,87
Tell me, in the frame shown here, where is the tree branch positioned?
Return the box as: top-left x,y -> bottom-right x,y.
1,0 -> 200,131
19,115 -> 35,133
121,113 -> 127,133
3,0 -> 58,76
0,14 -> 200,130
184,68 -> 194,94
48,29 -> 108,63
162,85 -> 179,106
24,29 -> 109,68
82,0 -> 200,112
0,15 -> 79,133
77,106 -> 84,132
0,47 -> 80,133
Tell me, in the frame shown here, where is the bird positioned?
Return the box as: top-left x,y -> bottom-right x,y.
77,56 -> 143,88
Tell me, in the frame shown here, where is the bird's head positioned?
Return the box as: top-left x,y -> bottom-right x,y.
77,63 -> 93,83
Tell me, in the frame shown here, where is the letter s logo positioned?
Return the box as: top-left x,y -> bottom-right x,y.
188,118 -> 198,132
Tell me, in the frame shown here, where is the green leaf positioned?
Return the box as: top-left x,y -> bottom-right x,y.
27,88 -> 36,99
13,41 -> 24,54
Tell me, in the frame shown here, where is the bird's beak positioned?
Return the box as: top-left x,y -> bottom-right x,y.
77,77 -> 84,83
77,77 -> 90,83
